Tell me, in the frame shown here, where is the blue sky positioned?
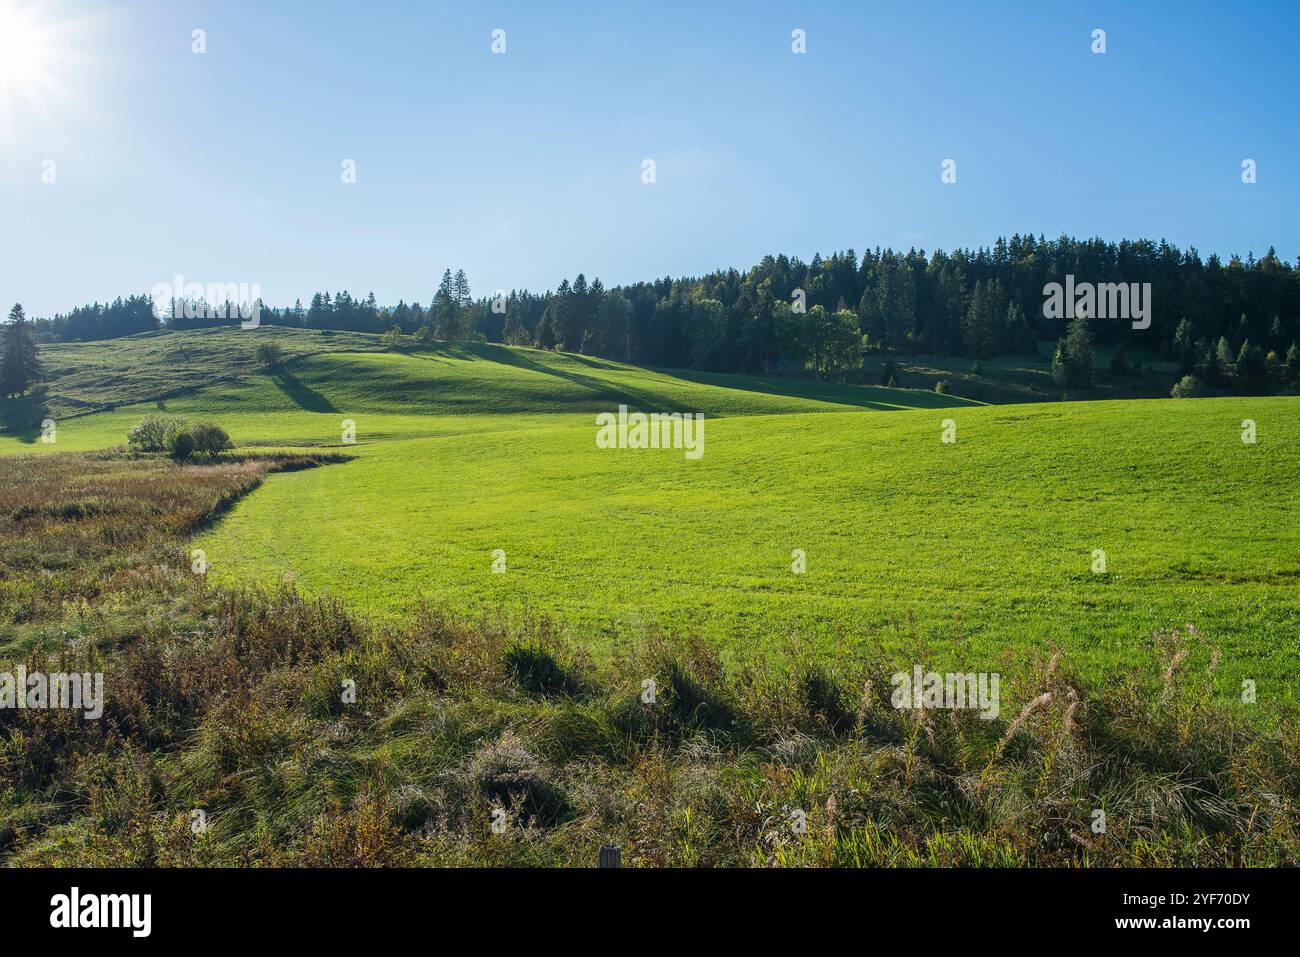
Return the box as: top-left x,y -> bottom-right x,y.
2,0 -> 1296,316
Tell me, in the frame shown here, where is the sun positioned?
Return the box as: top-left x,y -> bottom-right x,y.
0,0 -> 63,101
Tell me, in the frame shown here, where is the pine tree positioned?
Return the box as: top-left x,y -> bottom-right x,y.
963,280 -> 998,359
451,270 -> 472,340
1052,312 -> 1093,387
1063,312 -> 1094,387
1215,336 -> 1235,376
502,313 -> 528,346
1235,339 -> 1269,394
1172,318 -> 1196,372
433,269 -> 458,340
1,304 -> 43,398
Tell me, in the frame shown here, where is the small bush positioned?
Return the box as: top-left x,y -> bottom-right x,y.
165,428 -> 195,460
127,414 -> 186,453
256,342 -> 285,369
935,379 -> 952,395
168,422 -> 231,460
1171,374 -> 1202,398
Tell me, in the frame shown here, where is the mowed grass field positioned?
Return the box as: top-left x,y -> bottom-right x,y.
4,334 -> 1297,705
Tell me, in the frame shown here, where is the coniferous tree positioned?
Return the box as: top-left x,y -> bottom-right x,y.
1053,312 -> 1094,387
1215,336 -> 1235,377
1235,340 -> 1269,393
1,304 -> 43,398
433,270 -> 457,339
963,280 -> 1000,359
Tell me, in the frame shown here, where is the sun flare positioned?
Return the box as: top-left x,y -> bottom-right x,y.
0,1 -> 51,92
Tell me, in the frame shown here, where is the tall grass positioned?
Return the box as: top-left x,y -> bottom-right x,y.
0,452 -> 1295,867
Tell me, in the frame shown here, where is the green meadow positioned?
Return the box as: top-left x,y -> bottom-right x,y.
3,332 -> 1296,704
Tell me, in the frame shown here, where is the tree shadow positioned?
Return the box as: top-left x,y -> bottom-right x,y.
408,342 -> 661,408
270,368 -> 338,413
0,393 -> 52,443
661,369 -> 984,410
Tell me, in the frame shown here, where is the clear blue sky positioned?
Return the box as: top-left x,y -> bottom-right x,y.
3,0 -> 1296,317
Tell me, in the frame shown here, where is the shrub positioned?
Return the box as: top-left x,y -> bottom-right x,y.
935,379 -> 951,395
167,422 -> 231,460
382,325 -> 402,349
166,429 -> 195,460
256,341 -> 284,369
189,423 -> 232,457
127,414 -> 186,453
1170,374 -> 1202,398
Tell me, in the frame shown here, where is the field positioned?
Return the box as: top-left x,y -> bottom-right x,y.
3,332 -> 1297,701
1,328 -> 1297,867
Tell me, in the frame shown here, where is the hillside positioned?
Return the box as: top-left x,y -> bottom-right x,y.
2,330 -> 1296,701
2,325 -> 1297,872
12,326 -> 1196,430
1,330 -> 977,449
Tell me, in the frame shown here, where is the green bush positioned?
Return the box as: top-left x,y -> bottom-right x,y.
935,379 -> 952,395
1171,374 -> 1202,398
166,429 -> 196,460
127,413 -> 186,453
167,422 -> 231,460
256,341 -> 284,368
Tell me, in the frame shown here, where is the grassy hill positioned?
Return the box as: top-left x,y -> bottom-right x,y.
0,332 -> 976,450
2,327 -> 1297,867
2,329 -> 1294,702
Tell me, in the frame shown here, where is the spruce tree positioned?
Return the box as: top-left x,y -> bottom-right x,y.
1,304 -> 43,398
1286,342 -> 1300,385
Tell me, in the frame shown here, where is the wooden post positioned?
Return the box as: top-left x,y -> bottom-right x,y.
599,844 -> 622,868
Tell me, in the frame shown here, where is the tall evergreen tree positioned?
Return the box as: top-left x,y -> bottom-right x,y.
433,269 -> 460,340
1,304 -> 43,398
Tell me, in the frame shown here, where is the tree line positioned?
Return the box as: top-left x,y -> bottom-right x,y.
14,236 -> 1300,393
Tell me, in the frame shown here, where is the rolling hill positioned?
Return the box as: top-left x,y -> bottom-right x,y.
3,329 -> 1297,702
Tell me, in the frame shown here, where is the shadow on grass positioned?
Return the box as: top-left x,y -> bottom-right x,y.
271,367 -> 339,413
404,340 -> 983,412
407,342 -> 661,409
0,393 -> 52,443
653,368 -> 984,410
